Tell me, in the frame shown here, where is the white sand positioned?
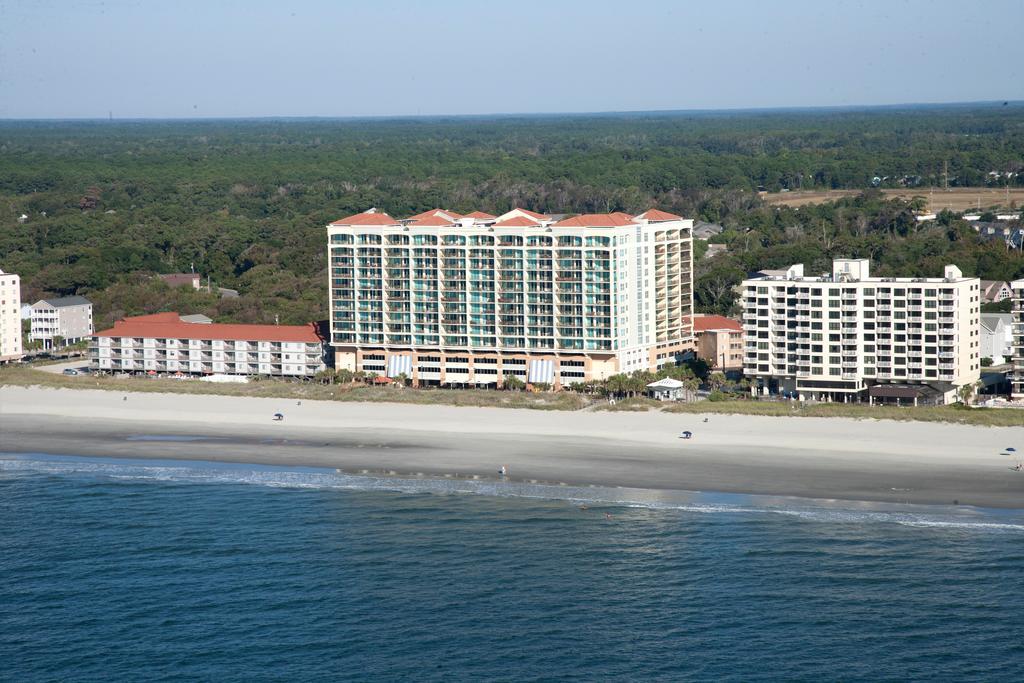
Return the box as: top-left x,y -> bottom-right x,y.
2,386 -> 1023,507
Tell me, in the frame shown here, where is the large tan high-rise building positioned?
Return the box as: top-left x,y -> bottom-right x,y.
326,208 -> 694,386
0,269 -> 23,363
741,259 -> 980,405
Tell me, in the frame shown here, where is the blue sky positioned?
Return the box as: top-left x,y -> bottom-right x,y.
1,0 -> 1021,118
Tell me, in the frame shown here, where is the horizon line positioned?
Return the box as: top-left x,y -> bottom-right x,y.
1,99 -> 1022,123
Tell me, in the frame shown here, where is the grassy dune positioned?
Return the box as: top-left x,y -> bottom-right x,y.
2,365 -> 1021,425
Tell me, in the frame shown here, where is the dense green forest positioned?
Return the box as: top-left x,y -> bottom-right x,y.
1,104 -> 1023,326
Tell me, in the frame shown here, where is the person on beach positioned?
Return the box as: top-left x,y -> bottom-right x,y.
499,465 -> 507,478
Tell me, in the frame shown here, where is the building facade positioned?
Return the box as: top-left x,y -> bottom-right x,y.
327,207 -> 694,386
30,296 -> 93,348
91,312 -> 325,376
742,259 -> 980,405
1011,280 -> 1024,399
0,269 -> 23,363
691,314 -> 744,374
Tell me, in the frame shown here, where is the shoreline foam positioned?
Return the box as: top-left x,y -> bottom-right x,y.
4,452 -> 1024,532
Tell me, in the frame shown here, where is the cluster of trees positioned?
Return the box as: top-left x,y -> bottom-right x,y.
2,104 -> 1023,326
695,191 -> 1024,315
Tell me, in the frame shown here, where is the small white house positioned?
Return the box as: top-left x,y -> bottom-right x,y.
980,313 -> 1013,365
647,377 -> 685,401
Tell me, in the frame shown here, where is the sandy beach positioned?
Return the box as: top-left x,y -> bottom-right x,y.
2,386 -> 1023,507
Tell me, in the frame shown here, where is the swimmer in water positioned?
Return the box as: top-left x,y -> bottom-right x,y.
604,512 -> 613,520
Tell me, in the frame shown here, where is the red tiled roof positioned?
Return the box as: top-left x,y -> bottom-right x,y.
330,211 -> 400,226
123,312 -> 181,323
95,313 -> 321,343
690,315 -> 742,333
408,208 -> 462,221
636,208 -> 683,222
465,211 -> 496,220
493,216 -> 541,227
408,215 -> 455,227
514,208 -> 549,220
553,212 -> 635,228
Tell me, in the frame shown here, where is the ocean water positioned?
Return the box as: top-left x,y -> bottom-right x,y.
2,455 -> 1024,682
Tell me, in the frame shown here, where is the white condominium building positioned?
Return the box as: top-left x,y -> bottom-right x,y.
1011,279 -> 1024,399
742,259 -> 980,405
0,269 -> 23,363
91,312 -> 325,377
30,295 -> 93,349
327,207 -> 694,386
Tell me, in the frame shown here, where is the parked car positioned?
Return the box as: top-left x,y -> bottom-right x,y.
62,368 -> 80,376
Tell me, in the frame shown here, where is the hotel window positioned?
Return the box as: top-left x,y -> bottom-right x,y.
830,368 -> 841,376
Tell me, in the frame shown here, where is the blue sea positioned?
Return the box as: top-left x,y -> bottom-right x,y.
2,454 -> 1024,682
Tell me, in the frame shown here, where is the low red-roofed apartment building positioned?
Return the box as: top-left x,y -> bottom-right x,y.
91,312 -> 325,376
326,208 -> 695,386
690,314 -> 744,375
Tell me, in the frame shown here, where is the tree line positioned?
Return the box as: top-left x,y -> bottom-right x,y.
1,104 -> 1022,326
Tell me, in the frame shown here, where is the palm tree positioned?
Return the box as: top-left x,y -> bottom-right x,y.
958,381 -> 976,406
707,372 -> 727,393
605,373 -> 627,398
682,378 -> 700,402
504,375 -> 525,391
